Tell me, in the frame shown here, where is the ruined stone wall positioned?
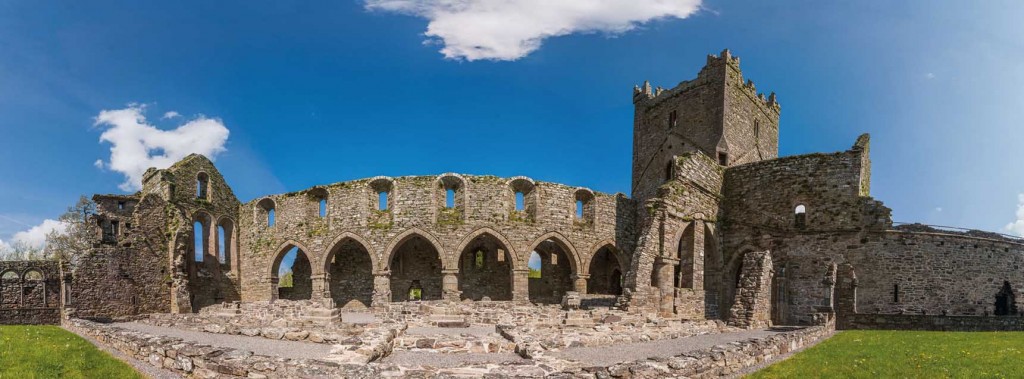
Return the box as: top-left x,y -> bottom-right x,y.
70,193 -> 171,320
0,261 -> 60,324
625,153 -> 723,317
236,174 -> 634,306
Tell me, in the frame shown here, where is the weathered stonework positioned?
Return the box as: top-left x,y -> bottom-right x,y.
3,49 -> 1021,356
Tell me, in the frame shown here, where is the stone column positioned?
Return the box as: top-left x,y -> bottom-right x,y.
372,271 -> 391,306
512,269 -> 530,303
269,277 -> 280,302
573,274 -> 590,294
442,269 -> 461,301
655,256 -> 679,316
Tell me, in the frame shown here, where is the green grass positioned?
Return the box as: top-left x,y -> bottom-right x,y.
749,330 -> 1024,379
0,325 -> 143,379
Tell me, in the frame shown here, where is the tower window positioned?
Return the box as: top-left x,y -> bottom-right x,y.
665,160 -> 674,181
668,110 -> 678,128
717,152 -> 729,166
117,201 -> 126,210
794,205 -> 807,229
893,283 -> 900,303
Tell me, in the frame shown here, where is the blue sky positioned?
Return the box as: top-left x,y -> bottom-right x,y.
2,1 -> 1024,249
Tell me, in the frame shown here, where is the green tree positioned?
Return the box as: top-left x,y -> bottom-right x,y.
44,196 -> 96,266
279,271 -> 294,288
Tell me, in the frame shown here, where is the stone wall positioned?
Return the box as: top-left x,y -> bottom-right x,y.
565,320 -> 834,378
0,260 -> 60,324
843,313 -> 1024,331
236,173 -> 634,307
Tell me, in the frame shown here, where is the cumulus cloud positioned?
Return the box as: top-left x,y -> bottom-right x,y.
162,111 -> 181,119
365,0 -> 702,61
10,219 -> 66,250
1006,194 -> 1024,237
95,104 -> 230,192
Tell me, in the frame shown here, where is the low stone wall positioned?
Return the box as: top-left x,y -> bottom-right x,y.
381,301 -> 569,326
0,308 -> 60,325
844,313 -> 1024,331
562,321 -> 835,378
502,319 -> 728,356
65,318 -> 386,378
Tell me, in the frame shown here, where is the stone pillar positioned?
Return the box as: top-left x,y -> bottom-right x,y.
442,269 -> 461,301
512,269 -> 530,303
655,256 -> 679,316
269,277 -> 280,301
573,274 -> 589,294
372,271 -> 391,306
311,274 -> 326,298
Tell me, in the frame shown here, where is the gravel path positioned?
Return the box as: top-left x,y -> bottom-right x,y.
405,325 -> 496,336
64,325 -> 183,379
551,328 -> 787,367
380,351 -> 528,367
112,322 -> 335,360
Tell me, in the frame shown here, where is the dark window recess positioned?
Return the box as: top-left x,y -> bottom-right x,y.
668,110 -> 678,128
893,284 -> 900,303
717,152 -> 729,166
117,201 -> 126,210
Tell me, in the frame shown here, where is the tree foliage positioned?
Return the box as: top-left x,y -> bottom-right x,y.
44,196 -> 96,265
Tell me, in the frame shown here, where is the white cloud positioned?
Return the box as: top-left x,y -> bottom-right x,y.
162,111 -> 181,119
925,72 -> 936,79
1006,194 -> 1024,237
365,0 -> 702,61
7,219 -> 66,250
93,159 -> 105,170
934,207 -> 943,212
95,104 -> 230,192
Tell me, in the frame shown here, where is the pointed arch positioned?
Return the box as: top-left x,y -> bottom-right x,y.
320,231 -> 378,274
585,240 -> 625,296
382,228 -> 451,271
582,239 -> 626,275
525,232 -> 582,273
455,227 -> 520,270
270,240 -> 313,301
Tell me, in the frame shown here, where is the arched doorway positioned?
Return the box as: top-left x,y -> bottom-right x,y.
528,239 -> 574,304
325,238 -> 374,308
458,234 -> 513,301
389,235 -> 443,301
587,245 -> 623,295
272,245 -> 312,301
995,281 -> 1017,316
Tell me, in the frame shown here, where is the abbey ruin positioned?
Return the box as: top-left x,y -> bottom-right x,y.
3,50 -> 1023,377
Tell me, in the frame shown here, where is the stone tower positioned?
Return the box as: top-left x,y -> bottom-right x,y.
630,49 -> 781,203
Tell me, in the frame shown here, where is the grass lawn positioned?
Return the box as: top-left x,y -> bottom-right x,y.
0,325 -> 143,379
749,330 -> 1024,378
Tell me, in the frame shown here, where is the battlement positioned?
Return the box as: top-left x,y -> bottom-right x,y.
632,49 -> 780,113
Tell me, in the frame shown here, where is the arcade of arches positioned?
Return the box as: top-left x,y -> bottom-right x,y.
259,235 -> 626,308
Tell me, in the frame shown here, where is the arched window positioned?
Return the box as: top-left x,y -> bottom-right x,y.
216,225 -> 227,265
319,198 -> 327,218
508,177 -> 537,221
257,198 -> 276,227
193,220 -> 205,262
1,271 -> 17,280
794,204 -> 807,229
196,173 -> 209,200
23,270 -> 43,281
369,178 -> 394,212
574,189 -> 595,223
515,192 -> 525,211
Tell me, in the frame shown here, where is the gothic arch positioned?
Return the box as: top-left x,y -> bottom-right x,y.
381,228 -> 451,271
525,232 -> 582,274
582,239 -> 626,275
455,227 -> 521,270
269,240 -> 313,277
320,231 -> 378,275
